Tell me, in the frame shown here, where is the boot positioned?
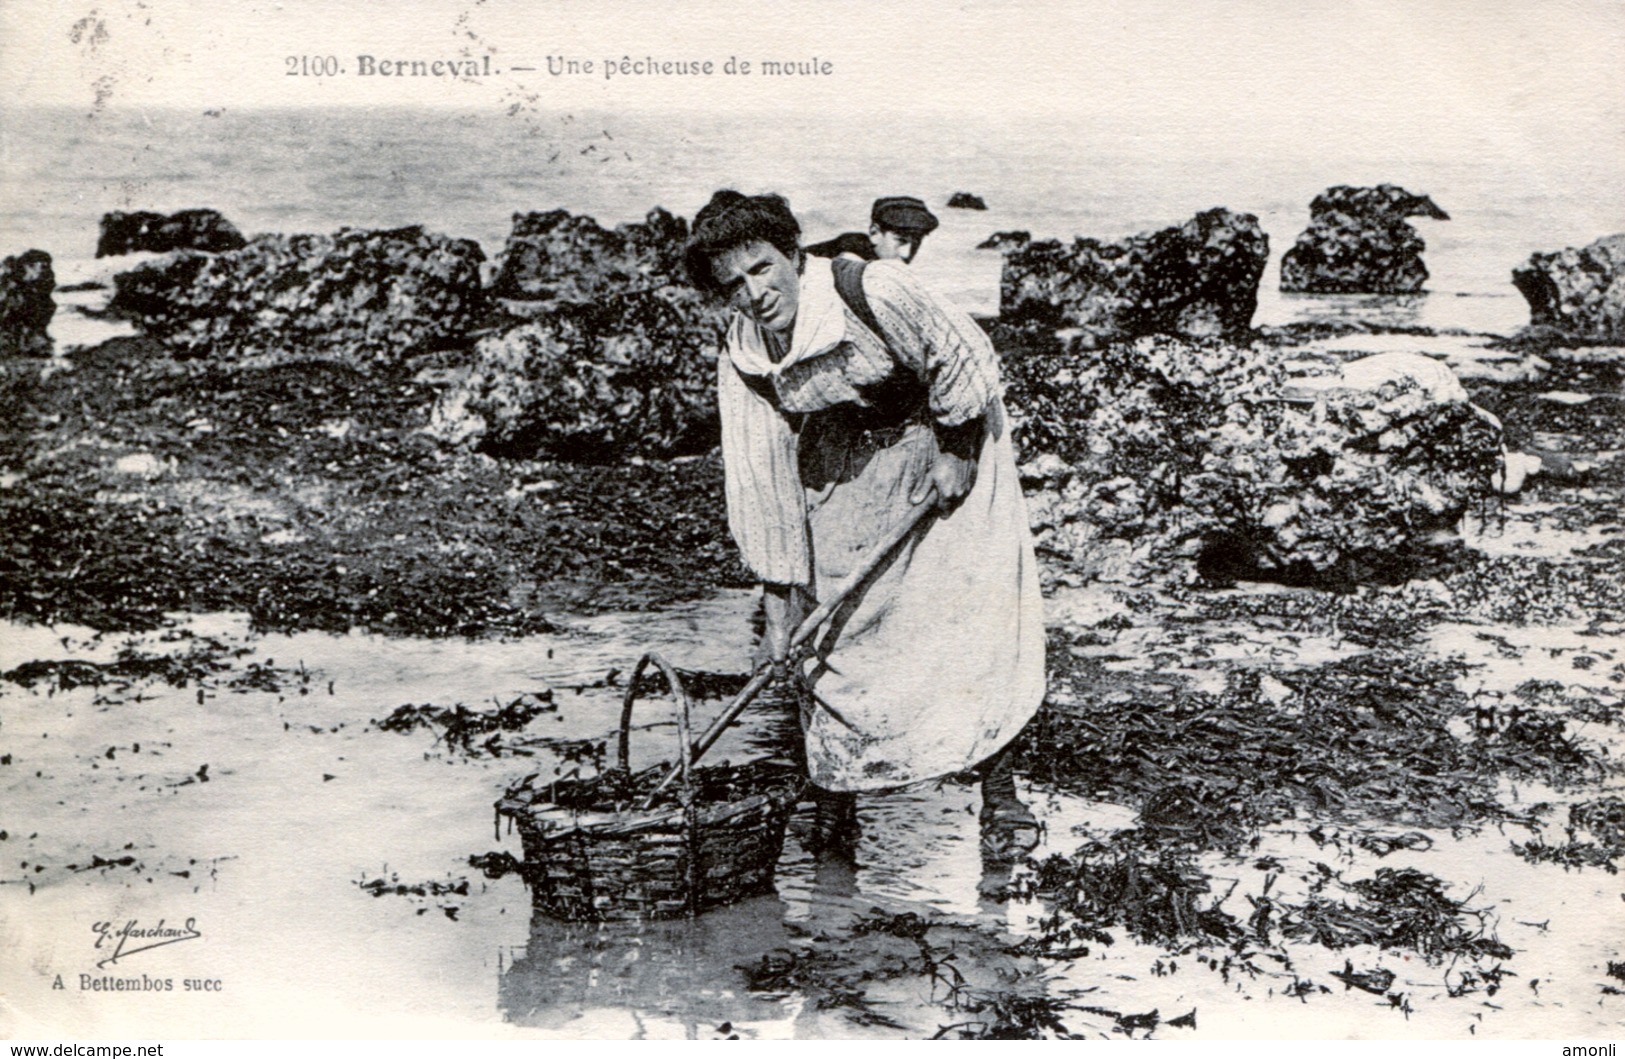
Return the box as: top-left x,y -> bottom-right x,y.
979,745 -> 1039,864
808,786 -> 859,857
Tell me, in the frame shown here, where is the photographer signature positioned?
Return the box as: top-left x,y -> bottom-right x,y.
92,918 -> 202,968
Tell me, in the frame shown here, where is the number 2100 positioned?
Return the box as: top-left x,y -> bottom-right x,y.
286,55 -> 341,76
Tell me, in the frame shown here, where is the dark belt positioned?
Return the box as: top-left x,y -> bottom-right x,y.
817,404 -> 927,450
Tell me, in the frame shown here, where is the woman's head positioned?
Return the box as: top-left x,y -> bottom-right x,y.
685,190 -> 805,332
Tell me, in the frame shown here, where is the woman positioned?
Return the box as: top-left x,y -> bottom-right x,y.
684,190 -> 1046,860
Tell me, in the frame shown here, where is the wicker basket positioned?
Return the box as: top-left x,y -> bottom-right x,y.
498,652 -> 804,921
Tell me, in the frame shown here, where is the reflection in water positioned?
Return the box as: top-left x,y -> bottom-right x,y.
499,893 -> 795,1035
495,673 -> 814,1036
1275,291 -> 1429,331
497,772 -> 1034,1037
497,832 -> 1032,1039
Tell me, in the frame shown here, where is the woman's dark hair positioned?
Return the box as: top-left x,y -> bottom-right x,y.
683,190 -> 801,295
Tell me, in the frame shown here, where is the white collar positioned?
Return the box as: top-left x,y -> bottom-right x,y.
728,255 -> 848,378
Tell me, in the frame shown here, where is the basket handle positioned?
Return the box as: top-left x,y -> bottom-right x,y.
617,652 -> 694,794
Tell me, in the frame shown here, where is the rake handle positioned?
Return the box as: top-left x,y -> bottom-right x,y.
644,490 -> 939,803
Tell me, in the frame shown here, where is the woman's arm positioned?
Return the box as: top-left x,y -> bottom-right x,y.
718,352 -> 811,583
718,353 -> 813,676
910,417 -> 984,508
861,262 -> 999,508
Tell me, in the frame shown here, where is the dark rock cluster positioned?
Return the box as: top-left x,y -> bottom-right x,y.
490,208 -> 688,305
427,208 -> 724,460
977,230 -> 1031,252
432,286 -> 727,461
1,249 -> 55,357
93,203 -> 722,458
1003,332 -> 1503,584
109,226 -> 486,363
1280,185 -> 1448,294
999,208 -> 1269,342
97,209 -> 247,257
1512,233 -> 1625,340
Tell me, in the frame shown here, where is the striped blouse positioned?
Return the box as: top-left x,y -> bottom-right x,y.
718,256 -> 1001,585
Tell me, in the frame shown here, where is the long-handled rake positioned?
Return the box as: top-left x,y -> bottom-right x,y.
639,489 -> 939,805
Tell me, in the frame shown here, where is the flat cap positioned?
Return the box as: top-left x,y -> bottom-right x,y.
870,196 -> 940,235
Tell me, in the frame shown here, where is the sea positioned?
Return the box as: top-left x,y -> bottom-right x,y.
3,104 -> 1622,340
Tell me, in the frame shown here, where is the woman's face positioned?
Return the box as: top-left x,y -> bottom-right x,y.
710,240 -> 801,333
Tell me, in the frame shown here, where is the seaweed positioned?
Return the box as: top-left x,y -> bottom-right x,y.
468,851 -> 523,879
1573,798 -> 1625,845
737,947 -> 905,1029
0,341 -> 743,636
1023,652 -> 1522,833
632,665 -> 752,701
932,993 -> 1081,1040
1277,868 -> 1512,962
1512,836 -> 1619,874
355,870 -> 471,920
1511,797 -> 1625,873
374,692 -> 557,754
1023,838 -> 1244,949
499,755 -> 801,816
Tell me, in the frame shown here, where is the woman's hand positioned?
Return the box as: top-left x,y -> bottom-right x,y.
911,417 -> 984,512
910,450 -> 978,511
761,583 -> 808,681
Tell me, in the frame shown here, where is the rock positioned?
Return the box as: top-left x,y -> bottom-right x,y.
108,226 -> 486,363
1000,208 -> 1268,341
1001,332 -> 1503,584
0,249 -> 55,357
977,230 -> 1031,252
429,286 -> 727,461
1279,185 -> 1449,294
1282,351 -> 1470,405
112,452 -> 166,478
427,202 -> 741,461
947,192 -> 987,210
490,207 -> 688,304
1019,452 -> 1071,485
1511,233 -> 1625,340
96,209 -> 247,257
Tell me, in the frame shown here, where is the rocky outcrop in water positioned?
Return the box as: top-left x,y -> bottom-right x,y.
96,209 -> 247,257
1002,332 -> 1503,585
426,203 -> 727,461
1280,185 -> 1448,294
1000,208 -> 1268,341
1511,233 -> 1625,340
108,226 -> 486,362
490,208 -> 688,305
977,231 -> 1031,252
1,249 -> 55,357
947,192 -> 987,210
429,286 -> 726,461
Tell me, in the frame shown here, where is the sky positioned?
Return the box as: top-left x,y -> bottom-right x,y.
1,0 -> 1622,169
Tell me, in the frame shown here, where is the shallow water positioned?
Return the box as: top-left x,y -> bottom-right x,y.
1029,578 -> 1623,1040
3,549 -> 1620,1038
